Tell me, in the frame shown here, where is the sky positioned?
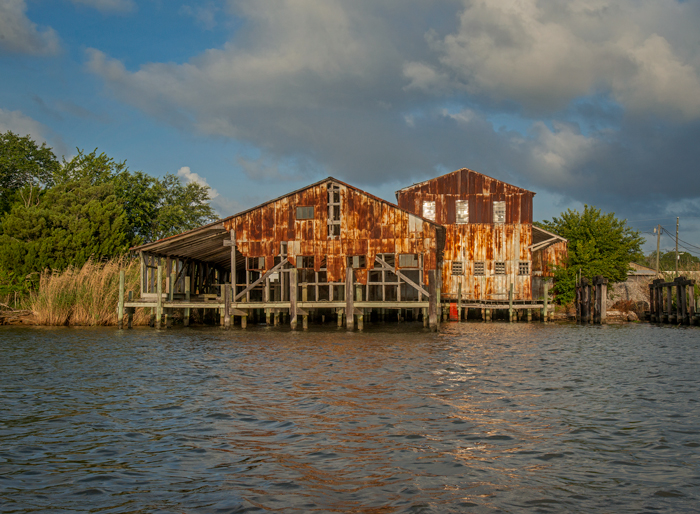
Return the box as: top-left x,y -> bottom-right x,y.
1,0 -> 700,256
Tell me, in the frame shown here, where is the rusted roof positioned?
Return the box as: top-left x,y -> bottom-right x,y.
395,167 -> 535,196
131,176 -> 442,258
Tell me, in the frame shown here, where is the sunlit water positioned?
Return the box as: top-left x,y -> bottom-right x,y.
1,322 -> 699,513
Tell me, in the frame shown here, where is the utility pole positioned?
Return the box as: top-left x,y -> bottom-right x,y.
656,224 -> 661,276
675,217 -> 679,278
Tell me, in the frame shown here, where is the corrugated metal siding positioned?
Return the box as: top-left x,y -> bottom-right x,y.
223,181 -> 444,285
396,168 -> 535,300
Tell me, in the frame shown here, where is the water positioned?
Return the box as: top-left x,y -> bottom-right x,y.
1,322 -> 699,513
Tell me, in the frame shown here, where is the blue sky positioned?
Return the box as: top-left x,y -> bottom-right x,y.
2,0 -> 700,255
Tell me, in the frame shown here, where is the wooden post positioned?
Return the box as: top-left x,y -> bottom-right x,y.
302,284 -> 308,330
600,278 -> 607,324
224,283 -> 231,329
118,269 -> 125,329
527,308 -> 532,322
428,270 -> 437,331
184,276 -> 191,327
422,307 -> 428,327
346,268 -> 354,330
649,283 -> 655,322
357,286 -> 363,331
656,280 -> 663,323
542,280 -> 549,322
290,271 -> 298,330
508,282 -> 513,322
337,308 -> 344,327
165,272 -> 175,328
457,282 -> 462,321
688,282 -> 696,325
127,290 -> 133,329
666,285 -> 673,323
156,263 -> 163,329
139,251 -> 146,298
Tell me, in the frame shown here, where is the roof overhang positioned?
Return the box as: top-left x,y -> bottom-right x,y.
529,225 -> 567,252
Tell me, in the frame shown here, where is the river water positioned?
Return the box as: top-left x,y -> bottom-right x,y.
1,322 -> 699,513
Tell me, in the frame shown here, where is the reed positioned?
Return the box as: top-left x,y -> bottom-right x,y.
31,258 -> 151,326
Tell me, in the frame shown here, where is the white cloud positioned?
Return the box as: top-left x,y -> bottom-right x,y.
69,0 -> 135,13
177,166 -> 218,198
0,108 -> 50,142
179,3 -> 219,30
430,0 -> 700,119
0,0 -> 59,55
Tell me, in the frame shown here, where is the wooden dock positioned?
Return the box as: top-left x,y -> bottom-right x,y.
648,276 -> 698,325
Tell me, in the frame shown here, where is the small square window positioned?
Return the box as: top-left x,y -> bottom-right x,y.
493,201 -> 505,224
398,254 -> 418,268
296,256 -> 314,269
296,206 -> 314,219
474,261 -> 485,276
495,262 -> 505,275
519,261 -> 529,275
347,255 -> 366,269
456,200 -> 469,224
452,261 -> 464,276
423,201 -> 436,222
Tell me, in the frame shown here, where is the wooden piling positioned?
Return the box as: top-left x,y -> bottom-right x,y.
508,282 -> 513,322
118,269 -> 125,329
184,276 -> 191,327
156,263 -> 163,329
224,283 -> 231,329
290,270 -> 298,330
302,285 -> 308,330
542,280 -> 549,323
457,282 -> 462,322
127,291 -> 133,329
356,287 -> 363,331
428,270 -> 437,331
346,268 -> 354,330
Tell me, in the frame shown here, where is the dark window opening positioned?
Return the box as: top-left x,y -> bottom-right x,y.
452,261 -> 464,276
398,254 -> 419,268
347,255 -> 366,269
474,261 -> 485,276
296,256 -> 315,269
495,262 -> 506,275
247,257 -> 265,270
519,262 -> 530,275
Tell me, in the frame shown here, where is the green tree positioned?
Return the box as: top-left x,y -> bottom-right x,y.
536,205 -> 644,303
0,179 -> 130,285
57,149 -> 218,244
0,131 -> 59,214
643,250 -> 700,271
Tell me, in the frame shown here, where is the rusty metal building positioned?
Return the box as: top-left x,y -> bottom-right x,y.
396,168 -> 567,302
128,177 -> 445,329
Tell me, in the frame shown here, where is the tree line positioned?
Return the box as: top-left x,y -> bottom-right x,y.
0,131 -> 217,295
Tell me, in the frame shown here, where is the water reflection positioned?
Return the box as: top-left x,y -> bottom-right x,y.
1,323 -> 698,512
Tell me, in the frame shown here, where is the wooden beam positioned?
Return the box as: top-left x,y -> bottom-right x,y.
346,267 -> 354,330
235,258 -> 289,301
290,269 -> 298,329
374,256 -> 429,297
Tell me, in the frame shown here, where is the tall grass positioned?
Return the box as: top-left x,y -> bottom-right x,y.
31,258 -> 151,326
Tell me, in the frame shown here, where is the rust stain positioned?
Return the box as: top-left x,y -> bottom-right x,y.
396,168 -> 537,300
223,179 -> 445,285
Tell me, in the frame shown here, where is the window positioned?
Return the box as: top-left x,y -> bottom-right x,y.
296,256 -> 314,269
347,255 -> 366,269
519,261 -> 530,276
456,200 -> 469,224
423,200 -> 436,222
398,254 -> 418,268
493,201 -> 505,224
452,261 -> 464,276
327,182 -> 341,238
474,261 -> 485,276
296,206 -> 314,220
247,257 -> 265,270
495,262 -> 505,275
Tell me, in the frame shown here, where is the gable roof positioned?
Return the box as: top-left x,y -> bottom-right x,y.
130,176 -> 441,257
395,167 -> 535,196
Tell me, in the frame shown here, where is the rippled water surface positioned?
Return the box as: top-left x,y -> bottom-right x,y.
1,322 -> 699,513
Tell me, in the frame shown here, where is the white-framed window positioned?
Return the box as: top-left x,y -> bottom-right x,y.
423,200 -> 436,222
493,201 -> 505,224
456,200 -> 469,224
